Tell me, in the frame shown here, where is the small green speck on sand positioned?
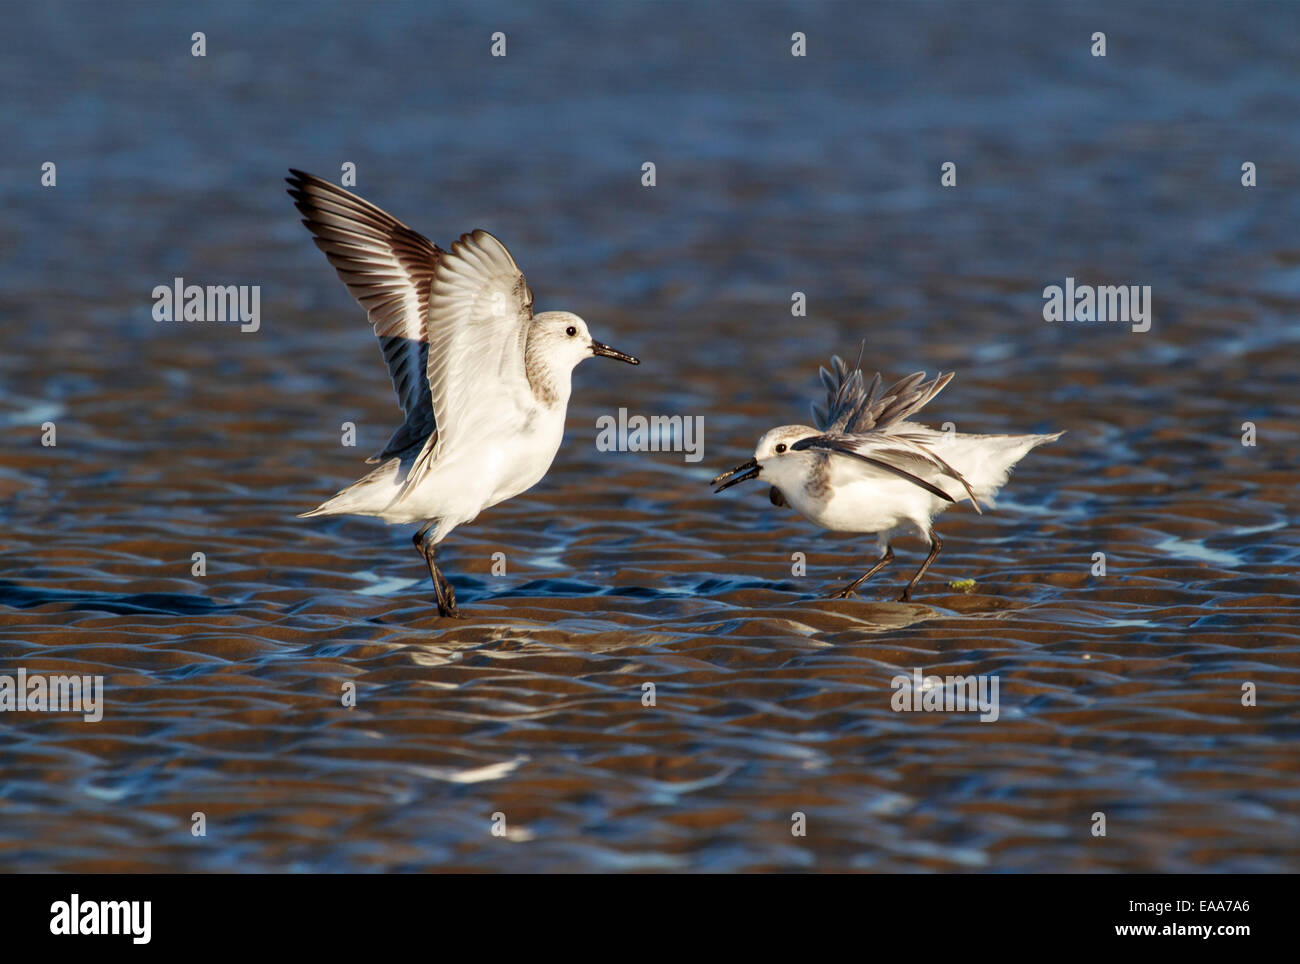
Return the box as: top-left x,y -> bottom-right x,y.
948,578 -> 977,593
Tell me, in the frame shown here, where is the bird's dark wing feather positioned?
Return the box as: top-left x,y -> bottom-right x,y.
286,169 -> 440,461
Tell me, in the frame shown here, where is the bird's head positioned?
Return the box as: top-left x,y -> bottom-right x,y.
531,311 -> 639,372
711,425 -> 822,493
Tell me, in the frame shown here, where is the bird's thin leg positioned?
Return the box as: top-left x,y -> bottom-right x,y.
897,533 -> 942,602
434,566 -> 461,617
412,524 -> 463,618
829,545 -> 894,599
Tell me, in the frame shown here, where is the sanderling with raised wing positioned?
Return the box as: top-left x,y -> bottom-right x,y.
711,350 -> 1061,601
286,170 -> 639,617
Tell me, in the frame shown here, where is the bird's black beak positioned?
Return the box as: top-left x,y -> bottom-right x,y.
591,341 -> 639,365
711,457 -> 760,493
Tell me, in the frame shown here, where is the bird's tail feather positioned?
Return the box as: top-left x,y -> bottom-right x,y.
949,430 -> 1063,505
298,458 -> 405,518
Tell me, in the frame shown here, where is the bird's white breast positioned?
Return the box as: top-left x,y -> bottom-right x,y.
402,401 -> 567,527
767,452 -> 948,535
483,403 -> 569,507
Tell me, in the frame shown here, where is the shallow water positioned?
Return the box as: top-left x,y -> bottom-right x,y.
1,1 -> 1298,871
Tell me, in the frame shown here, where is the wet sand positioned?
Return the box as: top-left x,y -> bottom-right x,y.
1,1 -> 1298,871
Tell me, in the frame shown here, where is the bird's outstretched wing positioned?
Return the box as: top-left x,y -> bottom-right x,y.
287,172 -> 535,473
805,351 -> 981,511
286,169 -> 442,461
418,229 -> 534,466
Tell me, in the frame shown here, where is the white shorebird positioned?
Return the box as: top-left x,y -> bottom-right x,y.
712,351 -> 1061,601
287,170 -> 639,617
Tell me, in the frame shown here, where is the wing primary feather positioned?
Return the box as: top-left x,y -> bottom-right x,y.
286,169 -> 441,433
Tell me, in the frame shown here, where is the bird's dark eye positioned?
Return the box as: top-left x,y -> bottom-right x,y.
775,443 -> 787,454
566,326 -> 577,337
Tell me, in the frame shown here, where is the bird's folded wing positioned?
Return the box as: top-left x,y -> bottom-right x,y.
420,229 -> 534,463
286,170 -> 440,452
792,431 -> 982,512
